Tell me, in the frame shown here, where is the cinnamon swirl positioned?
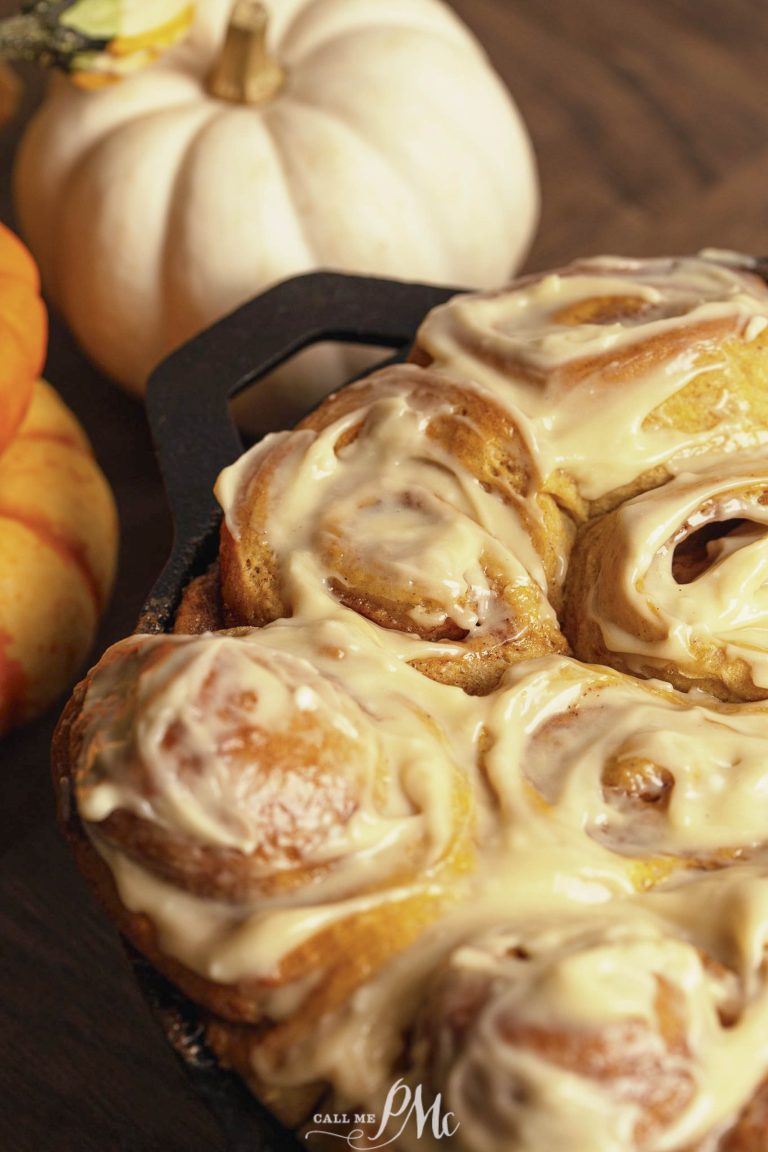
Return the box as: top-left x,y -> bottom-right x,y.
564,456 -> 768,700
412,254 -> 768,516
404,917 -> 748,1152
53,620 -> 477,1028
482,654 -> 768,880
217,362 -> 571,694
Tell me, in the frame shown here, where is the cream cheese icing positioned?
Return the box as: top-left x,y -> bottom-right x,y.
415,254 -> 768,501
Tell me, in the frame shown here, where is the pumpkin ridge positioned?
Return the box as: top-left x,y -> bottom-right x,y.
0,505 -> 103,612
401,49 -> 535,222
56,99 -> 217,229
290,20 -> 479,69
0,327 -> 37,448
158,102 -> 234,342
15,428 -> 92,453
290,31 -> 533,278
258,107 -> 318,265
58,101 -> 220,374
272,95 -> 446,270
0,274 -> 46,370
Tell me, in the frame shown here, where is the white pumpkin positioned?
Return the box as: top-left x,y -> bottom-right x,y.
14,0 -> 538,424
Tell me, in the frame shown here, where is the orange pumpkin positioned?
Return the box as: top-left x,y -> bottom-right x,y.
0,221 -> 46,454
0,378 -> 118,734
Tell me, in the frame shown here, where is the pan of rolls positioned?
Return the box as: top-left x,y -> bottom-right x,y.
53,256 -> 768,1151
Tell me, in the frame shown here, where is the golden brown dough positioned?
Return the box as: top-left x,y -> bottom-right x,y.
217,362 -> 572,695
172,564 -> 223,634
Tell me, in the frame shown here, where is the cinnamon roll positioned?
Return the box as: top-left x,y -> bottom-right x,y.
216,362 -> 571,695
412,254 -> 768,516
404,917 -> 755,1152
563,457 -> 768,700
482,655 -> 768,883
53,620 -> 477,1028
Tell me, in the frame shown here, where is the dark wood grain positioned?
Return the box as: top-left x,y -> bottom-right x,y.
450,0 -> 768,266
2,2 -> 767,1149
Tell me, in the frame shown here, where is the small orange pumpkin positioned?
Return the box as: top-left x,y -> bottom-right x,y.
0,377 -> 118,734
0,221 -> 117,734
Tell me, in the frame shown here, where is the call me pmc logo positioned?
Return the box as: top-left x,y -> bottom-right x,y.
306,1079 -> 460,1148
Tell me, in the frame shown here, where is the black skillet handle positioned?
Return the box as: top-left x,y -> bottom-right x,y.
143,271 -> 463,631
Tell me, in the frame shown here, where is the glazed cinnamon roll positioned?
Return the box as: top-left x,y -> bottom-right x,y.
481,655 -> 768,885
563,457 -> 768,700
412,254 -> 768,516
404,917 -> 753,1152
216,362 -> 571,695
53,620 -> 477,1028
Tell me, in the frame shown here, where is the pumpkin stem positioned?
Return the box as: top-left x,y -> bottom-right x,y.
207,0 -> 284,106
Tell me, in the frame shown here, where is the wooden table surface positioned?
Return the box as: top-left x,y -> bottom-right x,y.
2,2 -> 767,1149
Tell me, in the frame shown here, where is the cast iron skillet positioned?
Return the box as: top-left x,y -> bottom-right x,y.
136,271 -> 464,1151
